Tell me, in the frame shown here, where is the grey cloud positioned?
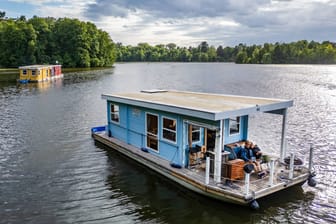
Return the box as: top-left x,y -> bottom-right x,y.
85,0 -> 336,46
86,0 -> 132,18
85,0 -> 270,19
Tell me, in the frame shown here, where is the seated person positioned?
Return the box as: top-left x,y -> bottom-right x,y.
245,140 -> 263,173
245,140 -> 262,160
225,141 -> 266,177
224,142 -> 249,161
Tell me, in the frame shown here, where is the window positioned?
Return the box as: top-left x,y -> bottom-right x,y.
23,70 -> 27,75
162,117 -> 176,143
229,117 -> 240,135
110,104 -> 119,123
146,113 -> 158,151
32,70 -> 36,76
191,125 -> 201,142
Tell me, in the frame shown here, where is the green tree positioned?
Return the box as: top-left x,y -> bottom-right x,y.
0,20 -> 37,67
199,41 -> 209,53
0,11 -> 6,19
207,46 -> 217,62
235,51 -> 248,64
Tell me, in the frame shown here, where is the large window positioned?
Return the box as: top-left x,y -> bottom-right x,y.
23,70 -> 27,75
229,117 -> 240,135
162,117 -> 176,143
146,113 -> 158,151
110,104 -> 120,123
191,125 -> 201,143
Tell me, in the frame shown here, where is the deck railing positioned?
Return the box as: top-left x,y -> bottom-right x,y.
202,155 -> 300,196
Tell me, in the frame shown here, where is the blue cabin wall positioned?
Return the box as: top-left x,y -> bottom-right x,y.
127,107 -> 145,147
107,101 -> 183,165
223,115 -> 248,144
107,103 -> 127,142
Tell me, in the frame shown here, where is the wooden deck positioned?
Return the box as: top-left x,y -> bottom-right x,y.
92,132 -> 310,206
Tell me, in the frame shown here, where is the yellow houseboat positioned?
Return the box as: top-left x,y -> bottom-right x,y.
18,64 -> 63,83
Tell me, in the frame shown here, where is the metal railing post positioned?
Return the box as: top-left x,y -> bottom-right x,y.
245,173 -> 250,197
205,156 -> 210,185
289,153 -> 294,179
269,159 -> 275,186
308,144 -> 314,173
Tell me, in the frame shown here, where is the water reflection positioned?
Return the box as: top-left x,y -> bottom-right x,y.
101,142 -> 252,224
0,63 -> 335,224
63,68 -> 115,85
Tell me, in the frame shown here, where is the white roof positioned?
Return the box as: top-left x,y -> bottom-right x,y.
102,90 -> 293,121
18,64 -> 61,69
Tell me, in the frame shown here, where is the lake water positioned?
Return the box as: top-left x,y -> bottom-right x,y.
0,63 -> 335,224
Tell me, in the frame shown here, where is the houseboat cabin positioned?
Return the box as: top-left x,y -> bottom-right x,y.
92,90 -> 316,209
18,64 -> 63,83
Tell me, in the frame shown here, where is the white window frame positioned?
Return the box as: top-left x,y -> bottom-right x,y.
229,117 -> 240,136
162,116 -> 177,144
110,103 -> 120,123
191,125 -> 201,143
145,112 -> 159,152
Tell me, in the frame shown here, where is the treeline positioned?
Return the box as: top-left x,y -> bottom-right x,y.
0,12 -> 115,68
116,40 -> 336,64
1,12 -> 335,67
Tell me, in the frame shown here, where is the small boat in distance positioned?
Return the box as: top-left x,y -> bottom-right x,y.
91,90 -> 316,209
18,64 -> 63,83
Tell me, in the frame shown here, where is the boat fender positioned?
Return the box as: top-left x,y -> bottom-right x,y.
170,163 -> 182,169
141,147 -> 149,153
243,164 -> 254,173
308,174 -> 317,187
250,200 -> 260,210
19,79 -> 29,84
91,126 -> 106,133
284,156 -> 303,165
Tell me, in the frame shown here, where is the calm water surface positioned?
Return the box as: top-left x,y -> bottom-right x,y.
0,63 -> 335,224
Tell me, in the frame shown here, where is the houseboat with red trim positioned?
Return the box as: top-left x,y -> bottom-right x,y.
18,64 -> 63,83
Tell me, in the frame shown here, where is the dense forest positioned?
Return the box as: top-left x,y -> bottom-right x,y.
1,11 -> 336,67
116,40 -> 336,64
0,12 -> 116,68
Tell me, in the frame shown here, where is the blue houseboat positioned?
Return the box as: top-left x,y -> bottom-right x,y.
91,90 -> 316,209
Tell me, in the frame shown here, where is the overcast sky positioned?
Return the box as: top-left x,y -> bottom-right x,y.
1,0 -> 335,47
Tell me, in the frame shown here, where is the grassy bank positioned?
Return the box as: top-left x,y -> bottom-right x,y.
0,68 -> 18,82
0,68 -> 18,74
